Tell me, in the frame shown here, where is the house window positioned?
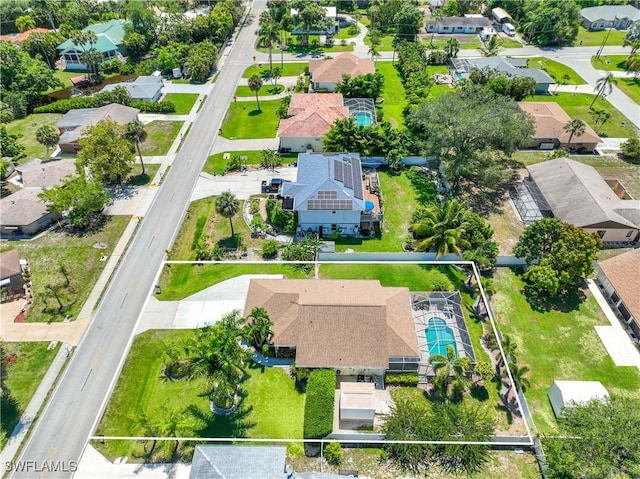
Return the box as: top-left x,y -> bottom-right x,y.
331,224 -> 337,231
626,230 -> 634,238
597,230 -> 606,238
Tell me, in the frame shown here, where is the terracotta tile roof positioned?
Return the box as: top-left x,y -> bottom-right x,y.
278,93 -> 348,138
598,248 -> 640,321
0,249 -> 21,280
518,102 -> 601,145
309,53 -> 375,84
243,279 -> 419,369
0,28 -> 50,44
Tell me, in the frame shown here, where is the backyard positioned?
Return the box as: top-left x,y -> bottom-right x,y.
375,62 -> 406,128
525,93 -> 638,138
493,268 -> 640,433
203,150 -> 297,176
95,329 -> 305,461
5,113 -> 63,163
526,57 -> 585,85
220,100 -> 280,139
0,342 -> 60,448
139,121 -> 182,156
6,215 -> 130,323
162,93 -> 198,115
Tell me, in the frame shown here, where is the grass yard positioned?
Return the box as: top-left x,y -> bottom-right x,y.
364,33 -> 395,51
163,93 -> 198,115
95,329 -> 305,461
126,163 -> 160,186
242,62 -> 308,79
526,93 -> 638,138
0,342 -> 60,448
486,199 -> 525,255
334,168 -> 438,252
493,268 -> 640,433
234,83 -> 284,97
526,57 -> 585,85
426,36 -> 482,50
5,113 -> 63,163
591,55 -> 629,71
575,26 -> 626,47
158,263 -> 311,300
139,121 -> 182,156
203,150 -> 297,176
256,33 -> 353,54
615,77 -> 640,105
375,61 -> 406,128
335,27 -> 359,39
498,36 -> 523,48
427,65 -> 453,99
16,215 -> 130,323
220,100 -> 280,139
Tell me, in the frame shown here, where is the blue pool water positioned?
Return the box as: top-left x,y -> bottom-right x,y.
354,111 -> 373,127
425,317 -> 458,358
364,200 -> 375,211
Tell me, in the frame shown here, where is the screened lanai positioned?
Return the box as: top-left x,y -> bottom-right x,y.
510,180 -> 552,224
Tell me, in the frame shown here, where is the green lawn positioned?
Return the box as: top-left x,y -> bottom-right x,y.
526,57 -> 585,84
5,113 -> 63,163
234,83 -> 284,97
493,268 -> 640,433
203,150 -> 297,176
15,216 -> 130,323
525,93 -> 638,138
427,65 -> 452,99
498,37 -> 523,48
139,121 -> 182,156
256,33 -> 353,54
375,61 -> 405,128
591,55 -> 629,72
615,77 -> 640,105
334,168 -> 437,252
575,26 -> 626,47
220,100 -> 280,139
242,62 -> 308,79
335,26 -> 359,39
163,93 -> 198,115
127,163 -> 160,186
0,342 -> 60,448
364,33 -> 396,51
426,36 -> 482,50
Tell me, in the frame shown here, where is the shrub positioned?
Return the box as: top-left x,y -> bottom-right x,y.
303,369 -> 336,439
385,372 -> 419,386
131,100 -> 175,113
324,442 -> 343,465
35,96 -> 175,114
262,239 -> 279,259
620,137 -> 640,163
223,154 -> 243,174
249,198 -> 260,214
252,214 -> 266,230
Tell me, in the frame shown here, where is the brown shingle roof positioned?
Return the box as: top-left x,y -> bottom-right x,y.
0,188 -> 50,226
309,53 -> 375,84
243,279 -> 419,369
0,249 -> 21,280
598,248 -> 640,322
518,102 -> 601,145
17,159 -> 76,188
278,93 -> 348,138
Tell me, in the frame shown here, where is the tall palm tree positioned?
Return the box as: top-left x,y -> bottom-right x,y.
411,199 -> 471,257
259,21 -> 279,73
626,53 -> 640,77
248,74 -> 263,112
505,362 -> 531,392
444,38 -> 459,60
499,334 -> 518,366
124,119 -> 148,175
215,191 -> 240,238
563,118 -> 586,149
430,344 -> 471,394
480,35 -> 500,57
245,307 -> 273,351
368,43 -> 380,63
590,72 -> 616,108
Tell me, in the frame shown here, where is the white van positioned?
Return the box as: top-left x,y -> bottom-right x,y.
503,23 -> 516,36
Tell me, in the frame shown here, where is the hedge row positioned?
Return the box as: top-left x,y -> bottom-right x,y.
385,372 -> 419,386
35,97 -> 175,114
303,369 -> 336,439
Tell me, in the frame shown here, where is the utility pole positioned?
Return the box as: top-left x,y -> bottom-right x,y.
596,17 -> 616,59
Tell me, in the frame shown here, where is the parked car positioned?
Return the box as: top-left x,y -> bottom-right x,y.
502,23 -> 516,36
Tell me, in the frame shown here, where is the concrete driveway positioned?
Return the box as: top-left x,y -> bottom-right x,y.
191,167 -> 298,201
136,274 -> 283,333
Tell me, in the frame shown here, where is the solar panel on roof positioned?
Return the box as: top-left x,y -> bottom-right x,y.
307,199 -> 352,210
352,159 -> 363,199
334,160 -> 344,182
318,190 -> 338,200
343,161 -> 353,188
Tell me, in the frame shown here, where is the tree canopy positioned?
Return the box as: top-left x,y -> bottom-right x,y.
336,73 -> 385,101
522,0 -> 581,46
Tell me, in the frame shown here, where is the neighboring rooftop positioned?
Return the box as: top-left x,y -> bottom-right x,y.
527,157 -> 640,229
548,380 -> 609,418
580,5 -> 640,22
56,103 -> 140,144
15,159 -> 76,188
518,102 -> 601,145
190,445 -> 286,479
452,57 -> 554,84
57,19 -> 127,53
427,16 -> 492,27
243,279 -> 419,369
309,52 -> 375,84
0,188 -> 50,227
278,93 -> 348,138
0,249 -> 22,280
598,248 -> 640,323
101,75 -> 163,100
491,7 -> 512,22
0,28 -> 50,45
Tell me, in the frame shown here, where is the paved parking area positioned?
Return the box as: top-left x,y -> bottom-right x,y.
191,167 -> 297,201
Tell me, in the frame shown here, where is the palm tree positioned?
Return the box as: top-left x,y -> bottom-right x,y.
430,344 -> 471,395
215,191 -> 240,238
368,43 -> 380,63
15,15 -> 36,33
259,21 -> 279,73
590,72 -> 616,108
124,120 -> 148,175
411,199 -> 470,257
626,53 -> 640,77
444,38 -> 459,60
500,334 -> 518,366
246,307 -> 273,352
505,362 -> 531,392
248,74 -> 263,112
429,8 -> 443,46
35,125 -> 59,158
480,35 -> 500,57
563,118 -> 586,149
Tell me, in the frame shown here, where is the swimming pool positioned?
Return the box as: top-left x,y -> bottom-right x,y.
354,111 -> 373,127
425,317 -> 458,358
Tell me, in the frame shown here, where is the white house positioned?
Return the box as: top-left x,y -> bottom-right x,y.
426,15 -> 492,34
547,380 -> 609,418
290,6 -> 337,35
581,5 -> 640,31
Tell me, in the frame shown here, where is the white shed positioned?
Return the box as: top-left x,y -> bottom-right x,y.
547,380 -> 609,418
339,382 -> 376,424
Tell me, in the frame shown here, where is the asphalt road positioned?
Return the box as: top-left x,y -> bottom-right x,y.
9,2 -> 266,478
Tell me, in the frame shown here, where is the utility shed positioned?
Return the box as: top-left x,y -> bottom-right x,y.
547,380 -> 609,418
340,382 -> 376,423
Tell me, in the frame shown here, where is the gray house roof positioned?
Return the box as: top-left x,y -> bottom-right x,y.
452,57 -> 554,84
189,445 -> 286,479
101,75 -> 163,101
56,103 -> 140,145
581,5 -> 640,22
282,153 -> 365,212
527,158 -> 640,229
0,188 -> 50,227
16,159 -> 76,188
427,16 -> 492,28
